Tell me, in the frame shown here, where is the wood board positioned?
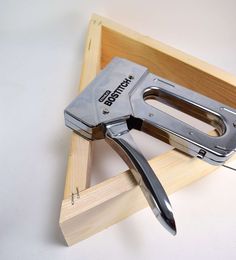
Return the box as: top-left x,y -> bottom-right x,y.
60,14 -> 236,246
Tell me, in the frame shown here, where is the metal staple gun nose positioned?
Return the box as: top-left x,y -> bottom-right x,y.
64,57 -> 236,235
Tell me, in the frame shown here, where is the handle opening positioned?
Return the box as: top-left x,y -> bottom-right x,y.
144,87 -> 225,136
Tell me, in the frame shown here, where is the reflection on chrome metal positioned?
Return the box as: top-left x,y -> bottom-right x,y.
105,121 -> 176,235
64,57 -> 236,235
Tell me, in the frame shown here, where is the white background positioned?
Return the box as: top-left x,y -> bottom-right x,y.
1,1 -> 236,259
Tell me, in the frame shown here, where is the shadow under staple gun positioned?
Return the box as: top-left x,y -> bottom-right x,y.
64,57 -> 236,235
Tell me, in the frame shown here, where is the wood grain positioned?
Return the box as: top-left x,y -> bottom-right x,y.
100,16 -> 236,108
61,150 -> 236,245
63,17 -> 102,199
60,14 -> 236,246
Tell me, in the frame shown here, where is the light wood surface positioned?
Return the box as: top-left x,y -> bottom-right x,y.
100,15 -> 236,108
63,17 -> 102,199
60,14 -> 236,246
60,150 -> 223,245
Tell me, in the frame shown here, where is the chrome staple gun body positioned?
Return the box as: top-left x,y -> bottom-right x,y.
65,57 -> 236,235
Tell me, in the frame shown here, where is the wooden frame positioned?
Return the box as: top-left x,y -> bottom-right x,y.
59,14 -> 236,246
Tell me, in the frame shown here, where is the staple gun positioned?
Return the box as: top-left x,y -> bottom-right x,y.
65,58 -> 236,235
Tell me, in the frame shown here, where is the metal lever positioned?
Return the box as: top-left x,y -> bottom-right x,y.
105,120 -> 176,235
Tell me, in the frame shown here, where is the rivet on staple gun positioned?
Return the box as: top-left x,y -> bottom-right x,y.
64,57 -> 236,235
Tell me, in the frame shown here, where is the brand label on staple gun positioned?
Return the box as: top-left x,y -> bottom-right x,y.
98,90 -> 111,102
99,75 -> 134,106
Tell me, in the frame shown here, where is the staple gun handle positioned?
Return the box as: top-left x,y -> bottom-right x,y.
105,121 -> 176,235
